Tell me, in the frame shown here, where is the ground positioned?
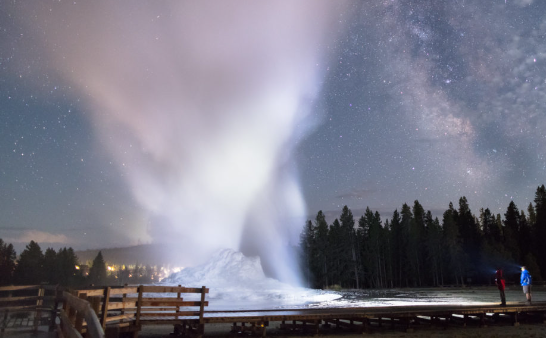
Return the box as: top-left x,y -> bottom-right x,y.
139,322 -> 546,338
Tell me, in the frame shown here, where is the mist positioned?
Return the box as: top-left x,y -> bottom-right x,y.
19,2 -> 348,283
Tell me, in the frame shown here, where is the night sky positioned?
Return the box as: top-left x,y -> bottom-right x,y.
299,0 -> 546,220
1,1 -> 545,271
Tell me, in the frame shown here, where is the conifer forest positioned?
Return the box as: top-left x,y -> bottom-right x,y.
299,185 -> 546,289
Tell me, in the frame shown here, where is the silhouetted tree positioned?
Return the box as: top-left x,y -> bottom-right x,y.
533,185 -> 546,279
503,201 -> 521,261
88,251 -> 107,285
383,219 -> 394,288
408,200 -> 426,286
43,247 -> 59,284
456,197 -> 482,282
58,247 -> 80,285
339,206 -> 358,288
314,211 -> 330,288
297,187 -> 546,289
328,219 -> 342,286
527,203 -> 536,226
364,207 -> 383,288
518,210 -> 532,264
443,203 -> 464,285
14,240 -> 44,285
0,239 -> 17,285
389,209 -> 405,287
299,220 -> 316,287
400,204 -> 413,286
425,211 -> 443,286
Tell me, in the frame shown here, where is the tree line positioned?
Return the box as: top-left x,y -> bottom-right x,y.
0,240 -> 85,286
0,239 -> 161,287
299,185 -> 546,289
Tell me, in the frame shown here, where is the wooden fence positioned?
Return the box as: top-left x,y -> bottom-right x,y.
1,284 -> 209,338
58,290 -> 105,338
0,284 -> 61,337
72,285 -> 209,338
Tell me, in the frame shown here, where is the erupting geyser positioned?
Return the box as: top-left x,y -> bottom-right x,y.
165,249 -> 341,310
19,2 -> 348,284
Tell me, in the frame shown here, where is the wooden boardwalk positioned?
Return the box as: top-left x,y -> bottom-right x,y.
3,285 -> 546,338
172,302 -> 546,336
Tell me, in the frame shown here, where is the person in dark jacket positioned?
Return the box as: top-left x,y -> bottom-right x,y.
495,268 -> 506,306
520,266 -> 532,305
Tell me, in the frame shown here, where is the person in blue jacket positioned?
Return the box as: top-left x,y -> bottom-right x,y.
520,266 -> 532,305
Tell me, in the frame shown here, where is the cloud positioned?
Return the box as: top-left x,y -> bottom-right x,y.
5,230 -> 70,244
337,188 -> 377,199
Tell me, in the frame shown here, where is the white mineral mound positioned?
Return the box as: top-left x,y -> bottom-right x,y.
165,248 -> 267,287
164,248 -> 340,310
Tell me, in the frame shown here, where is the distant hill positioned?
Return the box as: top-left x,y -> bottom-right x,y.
75,243 -> 192,267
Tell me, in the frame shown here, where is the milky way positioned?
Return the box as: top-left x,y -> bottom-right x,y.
299,0 -> 546,220
1,1 -> 545,280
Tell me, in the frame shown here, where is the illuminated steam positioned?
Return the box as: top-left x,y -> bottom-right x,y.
22,2 -> 347,283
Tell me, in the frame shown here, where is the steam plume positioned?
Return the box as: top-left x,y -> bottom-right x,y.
22,2 -> 347,283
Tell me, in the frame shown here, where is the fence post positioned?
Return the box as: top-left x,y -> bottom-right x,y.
198,286 -> 206,338
33,285 -> 45,333
135,285 -> 143,328
90,297 -> 101,317
67,291 -> 77,325
1,308 -> 9,338
75,293 -> 87,333
101,287 -> 111,331
49,285 -> 61,332
120,286 -> 126,325
176,285 -> 182,320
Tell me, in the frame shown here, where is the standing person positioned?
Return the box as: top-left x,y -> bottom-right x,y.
495,268 -> 506,306
520,266 -> 532,305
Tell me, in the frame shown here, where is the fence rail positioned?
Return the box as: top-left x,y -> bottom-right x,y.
70,284 -> 209,337
0,284 -> 61,337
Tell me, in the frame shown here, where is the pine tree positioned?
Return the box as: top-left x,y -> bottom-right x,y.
533,185 -> 546,278
329,219 -> 343,286
408,201 -> 426,286
357,215 -> 368,286
14,240 -> 44,285
88,251 -> 107,286
339,206 -> 358,288
443,204 -> 464,285
365,207 -> 383,288
400,204 -> 412,287
481,208 -> 500,242
43,248 -> 59,284
503,201 -> 521,261
456,197 -> 481,282
0,239 -> 17,285
389,209 -> 405,287
314,211 -> 330,288
299,220 -> 316,287
425,211 -> 443,286
383,219 -> 395,288
519,210 -> 532,264
57,247 -> 79,286
527,203 -> 536,226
